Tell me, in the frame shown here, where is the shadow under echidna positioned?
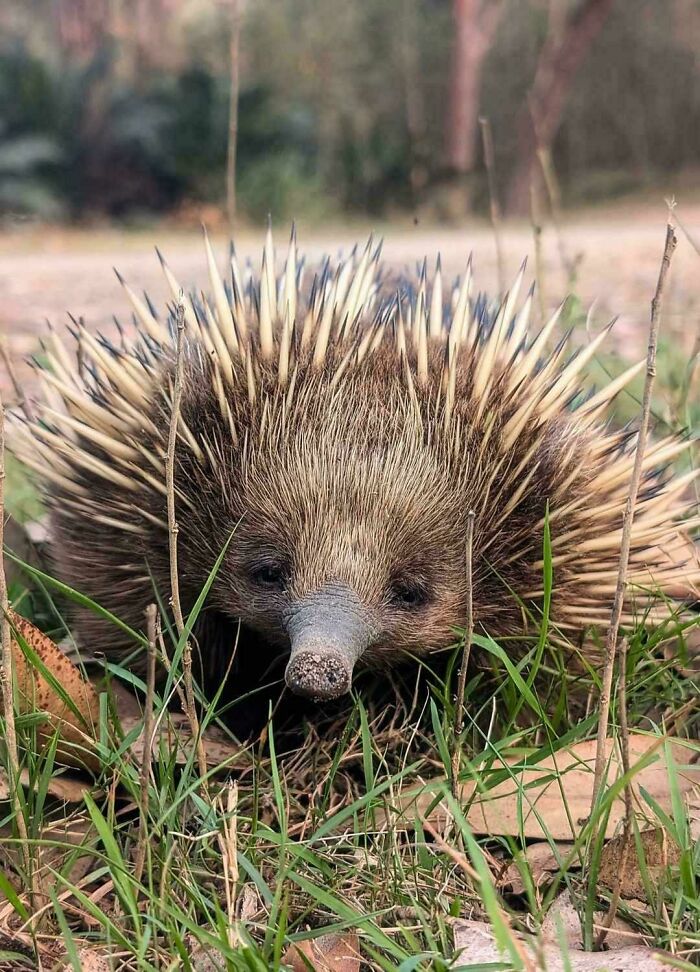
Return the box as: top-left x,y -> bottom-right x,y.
9,226 -> 700,736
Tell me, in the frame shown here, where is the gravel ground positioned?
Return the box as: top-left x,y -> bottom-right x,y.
1,202 -> 699,399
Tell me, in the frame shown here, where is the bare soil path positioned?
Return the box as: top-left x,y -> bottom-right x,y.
2,202 -> 699,399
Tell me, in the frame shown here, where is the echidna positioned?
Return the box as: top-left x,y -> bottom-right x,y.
9,227 -> 700,713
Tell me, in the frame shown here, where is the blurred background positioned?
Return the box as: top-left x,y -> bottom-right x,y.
1,0 -> 700,224
1,0 -> 699,431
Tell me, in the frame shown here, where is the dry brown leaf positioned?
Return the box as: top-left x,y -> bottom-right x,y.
500,841 -> 577,894
0,812 -> 97,908
665,623 -> 700,677
282,933 -> 361,971
8,609 -> 101,771
385,735 -> 700,840
0,766 -> 94,803
189,945 -> 226,972
453,917 -> 673,972
237,883 -> 262,923
107,677 -> 242,770
598,828 -> 681,900
121,710 -> 241,769
72,948 -> 113,972
541,891 -> 643,949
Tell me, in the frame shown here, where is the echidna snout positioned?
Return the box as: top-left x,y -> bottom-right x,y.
284,585 -> 376,699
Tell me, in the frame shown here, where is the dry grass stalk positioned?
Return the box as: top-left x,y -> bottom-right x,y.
452,510 -> 475,799
134,603 -> 158,885
165,293 -> 208,789
596,636 -> 632,948
217,781 -> 240,947
479,116 -> 505,296
0,392 -> 32,897
536,146 -> 582,288
167,294 -> 187,636
529,180 -> 547,325
590,211 -> 678,813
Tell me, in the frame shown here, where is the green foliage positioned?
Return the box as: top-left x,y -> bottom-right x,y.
3,0 -> 700,220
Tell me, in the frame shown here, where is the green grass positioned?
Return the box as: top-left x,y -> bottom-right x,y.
2,538 -> 699,969
1,335 -> 699,969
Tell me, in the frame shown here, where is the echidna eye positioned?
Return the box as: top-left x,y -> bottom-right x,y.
250,561 -> 288,590
390,579 -> 430,610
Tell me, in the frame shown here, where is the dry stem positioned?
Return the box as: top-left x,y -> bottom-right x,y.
134,603 -> 158,885
479,116 -> 505,296
537,146 -> 582,288
0,392 -> 32,892
167,295 -> 187,637
596,636 -> 632,948
452,510 -> 475,798
529,180 -> 547,325
165,294 -> 208,789
589,212 -> 677,813
217,781 -> 240,947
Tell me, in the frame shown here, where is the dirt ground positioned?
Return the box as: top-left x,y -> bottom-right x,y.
1,200 -> 699,398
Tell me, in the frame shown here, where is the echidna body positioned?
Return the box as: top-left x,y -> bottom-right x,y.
11,227 -> 700,706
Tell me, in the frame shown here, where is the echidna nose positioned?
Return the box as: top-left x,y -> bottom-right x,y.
285,646 -> 353,700
284,584 -> 375,701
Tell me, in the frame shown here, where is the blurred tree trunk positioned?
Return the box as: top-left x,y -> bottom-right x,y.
226,0 -> 242,233
443,0 -> 504,175
400,0 -> 428,201
505,0 -> 616,216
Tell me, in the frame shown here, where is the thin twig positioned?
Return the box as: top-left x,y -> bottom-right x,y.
596,636 -> 633,948
590,210 -> 677,813
479,117 -> 505,297
167,295 -> 187,638
536,145 -> 582,289
217,781 -> 240,948
134,603 -> 158,885
529,180 -> 547,325
0,392 -> 31,890
675,212 -> 700,260
452,510 -> 475,798
165,294 -> 208,789
156,616 -> 189,717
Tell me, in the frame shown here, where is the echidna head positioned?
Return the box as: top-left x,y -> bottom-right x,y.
202,360 -> 469,700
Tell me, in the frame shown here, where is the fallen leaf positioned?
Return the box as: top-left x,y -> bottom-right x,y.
8,609 -> 101,771
500,841 -> 577,894
541,890 -> 643,949
72,948 -> 113,971
0,766 -> 94,803
598,829 -> 681,900
0,812 -> 97,906
237,884 -> 262,922
282,933 -> 361,971
453,917 -> 673,971
121,710 -> 242,769
107,677 -> 243,770
384,735 -> 700,840
188,942 -> 226,972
